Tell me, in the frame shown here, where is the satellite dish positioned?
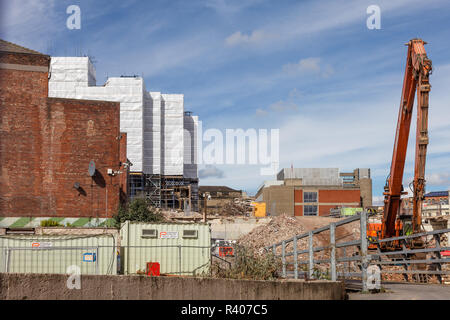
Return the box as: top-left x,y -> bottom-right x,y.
88,161 -> 96,177
74,182 -> 80,189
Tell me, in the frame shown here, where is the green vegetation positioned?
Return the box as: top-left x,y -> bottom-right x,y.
40,219 -> 63,227
212,246 -> 281,280
113,198 -> 165,226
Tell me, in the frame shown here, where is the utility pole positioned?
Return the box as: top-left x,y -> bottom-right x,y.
202,193 -> 207,223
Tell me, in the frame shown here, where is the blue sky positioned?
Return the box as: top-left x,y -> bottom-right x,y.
1,0 -> 450,202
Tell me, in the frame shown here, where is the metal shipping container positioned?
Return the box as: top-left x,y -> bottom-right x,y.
120,221 -> 211,275
0,234 -> 117,275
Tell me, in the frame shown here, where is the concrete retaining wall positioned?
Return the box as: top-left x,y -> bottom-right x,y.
0,273 -> 345,300
210,218 -> 271,240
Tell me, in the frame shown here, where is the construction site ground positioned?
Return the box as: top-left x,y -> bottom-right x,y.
238,215 -> 360,256
348,282 -> 450,300
236,215 -> 449,283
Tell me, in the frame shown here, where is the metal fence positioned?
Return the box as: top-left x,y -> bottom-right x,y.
370,229 -> 450,284
0,235 -> 117,275
264,211 -> 450,291
2,246 -> 111,274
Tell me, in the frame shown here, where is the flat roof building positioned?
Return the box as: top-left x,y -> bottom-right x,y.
255,168 -> 372,217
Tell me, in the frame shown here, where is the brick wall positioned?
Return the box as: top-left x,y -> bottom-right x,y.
294,189 -> 303,203
0,51 -> 123,218
294,190 -> 303,216
319,189 -> 361,204
294,205 -> 303,216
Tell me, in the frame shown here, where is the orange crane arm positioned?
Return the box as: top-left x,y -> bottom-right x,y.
382,39 -> 432,239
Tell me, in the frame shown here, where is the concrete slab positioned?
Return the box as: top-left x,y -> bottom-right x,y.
349,283 -> 450,300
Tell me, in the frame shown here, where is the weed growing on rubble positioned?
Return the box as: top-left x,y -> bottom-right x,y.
211,246 -> 282,280
312,267 -> 331,280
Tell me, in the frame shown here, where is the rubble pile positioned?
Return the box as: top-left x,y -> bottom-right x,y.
238,215 -> 322,256
380,256 -> 450,284
219,198 -> 253,216
238,215 -> 359,255
161,209 -> 203,220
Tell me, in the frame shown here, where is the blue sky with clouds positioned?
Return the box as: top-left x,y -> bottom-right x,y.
1,0 -> 450,202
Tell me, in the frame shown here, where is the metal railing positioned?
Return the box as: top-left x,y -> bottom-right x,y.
264,211 -> 450,291
370,228 -> 450,284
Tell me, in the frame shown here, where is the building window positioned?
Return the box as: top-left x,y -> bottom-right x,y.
304,192 -> 317,203
304,205 -> 318,216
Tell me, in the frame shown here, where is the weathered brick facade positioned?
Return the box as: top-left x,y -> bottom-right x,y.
0,41 -> 126,219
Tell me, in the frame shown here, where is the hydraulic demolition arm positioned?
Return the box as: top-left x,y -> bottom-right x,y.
382,39 -> 432,239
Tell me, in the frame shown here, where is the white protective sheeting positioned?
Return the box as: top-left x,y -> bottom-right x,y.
76,77 -> 144,172
49,57 -> 145,172
161,94 -> 184,175
48,57 -> 196,177
48,57 -> 95,99
183,114 -> 198,179
143,91 -> 161,174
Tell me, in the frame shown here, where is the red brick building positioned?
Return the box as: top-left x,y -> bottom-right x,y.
255,168 -> 371,216
0,40 -> 127,222
293,189 -> 361,216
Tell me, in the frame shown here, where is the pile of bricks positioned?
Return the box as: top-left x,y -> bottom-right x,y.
219,199 -> 253,216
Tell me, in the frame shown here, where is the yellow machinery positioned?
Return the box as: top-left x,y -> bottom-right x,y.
252,202 -> 266,217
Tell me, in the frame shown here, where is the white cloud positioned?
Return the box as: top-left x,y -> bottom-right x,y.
225,29 -> 275,47
269,100 -> 299,112
283,57 -> 320,74
372,196 -> 384,206
426,173 -> 450,186
282,57 -> 334,78
254,89 -> 301,117
204,0 -> 266,16
199,165 -> 225,179
255,108 -> 269,117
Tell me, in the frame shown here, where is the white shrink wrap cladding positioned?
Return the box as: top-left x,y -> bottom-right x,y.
161,94 -> 184,176
184,115 -> 198,179
48,57 -> 95,99
143,91 -> 161,175
48,57 -> 199,177
48,57 -> 145,172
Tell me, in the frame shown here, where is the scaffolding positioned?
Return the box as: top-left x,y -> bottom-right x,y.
128,173 -> 198,211
146,174 -> 161,208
